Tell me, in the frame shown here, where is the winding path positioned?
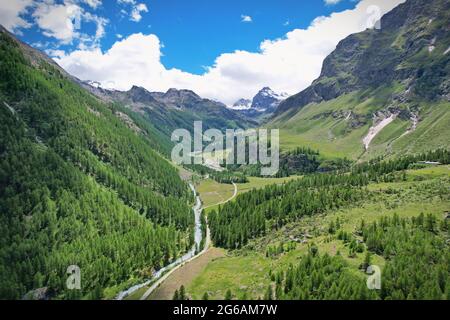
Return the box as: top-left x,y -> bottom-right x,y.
203,182 -> 237,210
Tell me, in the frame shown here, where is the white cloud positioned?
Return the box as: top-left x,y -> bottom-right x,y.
0,0 -> 33,33
324,0 -> 344,5
31,0 -> 107,47
56,0 -> 404,105
241,15 -> 252,23
33,1 -> 83,43
83,0 -> 101,9
118,0 -> 148,22
130,3 -> 148,22
83,11 -> 108,42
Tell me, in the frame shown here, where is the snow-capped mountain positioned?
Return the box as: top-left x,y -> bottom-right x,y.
229,87 -> 289,120
251,87 -> 289,112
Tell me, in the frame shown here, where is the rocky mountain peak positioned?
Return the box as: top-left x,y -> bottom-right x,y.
252,87 -> 288,112
163,88 -> 201,101
127,85 -> 159,104
275,0 -> 450,117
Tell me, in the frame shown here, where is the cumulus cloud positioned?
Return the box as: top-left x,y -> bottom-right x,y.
30,0 -> 107,47
33,1 -> 83,43
0,0 -> 34,33
55,0 -> 404,105
241,15 -> 252,23
45,48 -> 66,58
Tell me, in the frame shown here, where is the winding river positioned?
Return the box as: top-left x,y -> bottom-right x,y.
115,183 -> 203,300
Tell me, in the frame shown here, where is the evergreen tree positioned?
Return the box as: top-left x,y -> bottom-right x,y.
173,289 -> 179,301
224,289 -> 233,300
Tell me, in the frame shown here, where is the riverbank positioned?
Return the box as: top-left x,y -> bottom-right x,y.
115,183 -> 203,300
146,248 -> 225,300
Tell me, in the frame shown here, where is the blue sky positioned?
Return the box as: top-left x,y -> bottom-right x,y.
10,0 -> 356,74
110,0 -> 357,74
0,0 -> 404,104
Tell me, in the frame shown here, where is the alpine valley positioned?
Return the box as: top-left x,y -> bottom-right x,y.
0,0 -> 449,302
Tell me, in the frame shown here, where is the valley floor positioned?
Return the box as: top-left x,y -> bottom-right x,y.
126,165 -> 449,300
186,165 -> 450,300
127,175 -> 300,300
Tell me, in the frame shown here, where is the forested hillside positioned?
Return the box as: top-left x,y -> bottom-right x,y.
270,214 -> 449,300
209,150 -> 449,249
0,28 -> 194,299
189,154 -> 449,300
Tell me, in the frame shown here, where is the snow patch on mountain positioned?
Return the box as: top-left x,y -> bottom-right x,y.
85,80 -> 102,88
363,112 -> 398,150
229,99 -> 252,110
229,87 -> 289,114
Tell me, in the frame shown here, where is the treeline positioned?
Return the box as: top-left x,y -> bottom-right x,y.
209,149 -> 450,250
187,164 -> 248,184
352,149 -> 450,179
0,32 -> 194,299
276,147 -> 351,177
266,241 -> 297,258
276,147 -> 320,177
209,173 -> 368,249
270,249 -> 376,300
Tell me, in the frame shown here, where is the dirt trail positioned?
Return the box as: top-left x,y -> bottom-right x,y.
147,248 -> 225,300
143,182 -> 236,300
116,184 -> 203,300
203,182 -> 237,209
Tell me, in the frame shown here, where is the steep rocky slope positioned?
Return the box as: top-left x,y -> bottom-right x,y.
271,0 -> 449,160
83,83 -> 256,138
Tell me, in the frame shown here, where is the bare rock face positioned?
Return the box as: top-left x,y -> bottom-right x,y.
81,83 -> 257,133
276,0 -> 450,117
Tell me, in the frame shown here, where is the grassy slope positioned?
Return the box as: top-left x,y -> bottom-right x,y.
196,179 -> 236,208
187,165 -> 450,300
270,89 -> 450,161
198,176 -> 301,214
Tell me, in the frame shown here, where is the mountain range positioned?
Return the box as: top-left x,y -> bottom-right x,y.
0,0 -> 449,301
81,81 -> 256,147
